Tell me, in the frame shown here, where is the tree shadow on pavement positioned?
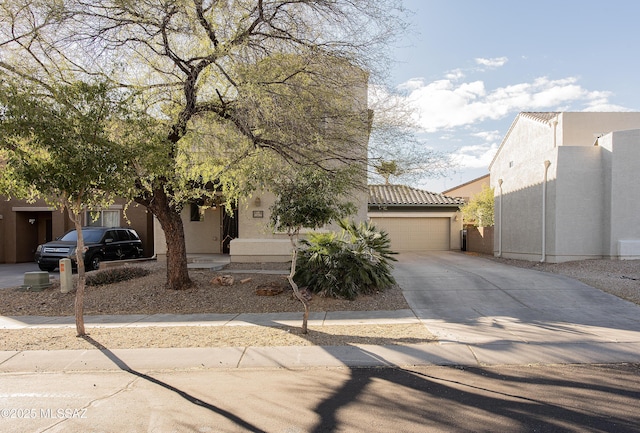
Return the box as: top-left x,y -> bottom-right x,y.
79,326 -> 640,432
81,335 -> 267,433
307,342 -> 640,432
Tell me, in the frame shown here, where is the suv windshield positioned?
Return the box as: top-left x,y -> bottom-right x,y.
59,229 -> 105,243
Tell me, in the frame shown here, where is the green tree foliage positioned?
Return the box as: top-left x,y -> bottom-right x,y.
295,220 -> 397,300
269,167 -> 358,237
269,166 -> 358,333
461,185 -> 495,227
0,0 -> 407,290
0,78 -> 138,336
374,160 -> 400,185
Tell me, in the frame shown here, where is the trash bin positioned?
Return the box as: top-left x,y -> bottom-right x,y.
460,229 -> 467,251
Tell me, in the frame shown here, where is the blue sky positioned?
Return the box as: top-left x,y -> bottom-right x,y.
385,0 -> 640,192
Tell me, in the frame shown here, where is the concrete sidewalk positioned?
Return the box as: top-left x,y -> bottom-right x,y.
1,307 -> 639,372
0,309 -> 419,329
2,251 -> 640,372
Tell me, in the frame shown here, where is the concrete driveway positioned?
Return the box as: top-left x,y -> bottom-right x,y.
0,262 -> 51,290
394,251 -> 640,364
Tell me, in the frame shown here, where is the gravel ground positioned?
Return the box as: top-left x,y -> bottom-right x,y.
480,254 -> 640,305
0,261 -> 429,350
2,256 -> 638,351
0,261 -> 409,316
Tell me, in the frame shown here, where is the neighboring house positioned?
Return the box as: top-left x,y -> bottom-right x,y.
489,111 -> 640,262
442,173 -> 489,203
368,184 -> 463,252
443,174 -> 493,255
0,197 -> 154,264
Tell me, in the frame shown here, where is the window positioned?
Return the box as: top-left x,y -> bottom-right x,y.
86,210 -> 120,227
190,203 -> 205,222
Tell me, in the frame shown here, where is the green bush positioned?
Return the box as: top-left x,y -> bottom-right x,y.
294,220 -> 397,300
86,266 -> 151,286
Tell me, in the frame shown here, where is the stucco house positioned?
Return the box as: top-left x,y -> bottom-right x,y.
152,186 -> 369,263
442,173 -> 489,203
368,184 -> 463,252
489,111 -> 640,262
443,174 -> 493,254
0,197 -> 154,264
154,72 -> 371,263
2,67 -> 371,265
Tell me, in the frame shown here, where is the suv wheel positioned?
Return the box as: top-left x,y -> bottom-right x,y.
38,264 -> 55,272
88,254 -> 102,271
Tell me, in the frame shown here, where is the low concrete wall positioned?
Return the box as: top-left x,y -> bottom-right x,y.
618,239 -> 640,260
466,226 -> 494,255
230,238 -> 293,263
98,258 -> 157,269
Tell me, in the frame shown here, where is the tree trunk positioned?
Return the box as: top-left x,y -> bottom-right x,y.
161,210 -> 192,290
287,235 -> 309,334
67,206 -> 86,336
138,186 -> 192,290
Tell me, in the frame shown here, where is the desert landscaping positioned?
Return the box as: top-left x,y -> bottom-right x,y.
1,254 -> 638,351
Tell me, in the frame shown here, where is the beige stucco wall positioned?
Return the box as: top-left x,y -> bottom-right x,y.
230,185 -> 370,262
599,129 -> 640,258
491,112 -> 640,262
237,186 -> 368,238
491,115 -> 558,260
465,225 -> 494,255
154,206 -> 222,257
442,174 -> 489,202
551,146 -> 604,261
153,181 -> 370,261
559,112 -> 640,146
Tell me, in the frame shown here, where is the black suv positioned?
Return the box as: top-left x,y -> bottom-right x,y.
35,227 -> 144,271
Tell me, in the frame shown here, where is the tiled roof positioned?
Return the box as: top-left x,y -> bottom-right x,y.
521,112 -> 560,123
369,184 -> 464,207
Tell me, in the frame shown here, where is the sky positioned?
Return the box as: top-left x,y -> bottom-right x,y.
385,0 -> 640,193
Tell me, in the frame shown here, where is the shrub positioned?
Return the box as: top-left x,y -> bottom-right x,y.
86,266 -> 151,286
294,220 -> 397,300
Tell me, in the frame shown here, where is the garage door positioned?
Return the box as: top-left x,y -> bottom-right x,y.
371,217 -> 450,251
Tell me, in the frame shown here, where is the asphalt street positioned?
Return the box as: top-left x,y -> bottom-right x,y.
1,364 -> 639,432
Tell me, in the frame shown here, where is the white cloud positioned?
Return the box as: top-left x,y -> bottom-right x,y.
471,130 -> 502,142
392,75 -> 629,132
475,57 -> 508,68
369,65 -> 631,179
451,142 -> 499,169
445,68 -> 465,80
396,78 -> 425,93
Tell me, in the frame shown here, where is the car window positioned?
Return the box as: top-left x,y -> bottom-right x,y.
84,230 -> 106,243
60,231 -> 79,242
104,230 -> 117,242
60,230 -> 104,243
128,230 -> 140,240
117,230 -> 131,241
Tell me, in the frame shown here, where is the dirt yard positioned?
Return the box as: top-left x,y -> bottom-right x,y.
0,260 -> 429,350
1,255 -> 638,351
